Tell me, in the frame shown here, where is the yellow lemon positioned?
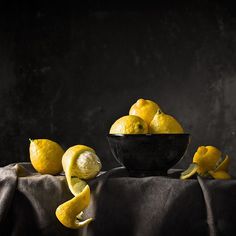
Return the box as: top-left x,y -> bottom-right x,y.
129,98 -> 160,125
56,144 -> 101,229
55,185 -> 93,229
180,146 -> 231,180
149,110 -> 184,134
62,145 -> 102,191
193,146 -> 222,175
29,138 -> 64,175
109,115 -> 148,134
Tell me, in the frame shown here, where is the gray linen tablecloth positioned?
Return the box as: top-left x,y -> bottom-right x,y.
0,163 -> 236,236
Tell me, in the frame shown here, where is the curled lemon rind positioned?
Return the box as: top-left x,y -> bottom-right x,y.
56,145 -> 98,229
180,152 -> 231,180
56,185 -> 92,229
180,163 -> 198,180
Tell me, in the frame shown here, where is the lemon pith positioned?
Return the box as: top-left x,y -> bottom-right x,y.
76,151 -> 102,180
62,145 -> 95,195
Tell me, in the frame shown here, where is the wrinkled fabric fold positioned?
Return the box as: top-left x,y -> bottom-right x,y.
0,163 -> 235,235
0,165 -> 18,235
198,176 -> 236,236
83,168 -> 208,236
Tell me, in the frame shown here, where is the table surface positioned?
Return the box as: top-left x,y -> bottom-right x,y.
1,163 -> 236,236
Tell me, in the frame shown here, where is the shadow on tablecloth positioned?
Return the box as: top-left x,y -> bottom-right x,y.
1,163 -> 236,236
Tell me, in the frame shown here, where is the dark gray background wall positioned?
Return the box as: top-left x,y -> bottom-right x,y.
1,1 -> 236,172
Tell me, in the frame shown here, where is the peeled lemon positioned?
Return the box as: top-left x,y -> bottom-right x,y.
193,146 -> 222,175
62,145 -> 102,184
149,110 -> 184,134
56,144 -> 102,229
29,138 -> 64,175
181,146 -> 231,180
129,98 -> 160,125
109,115 -> 148,134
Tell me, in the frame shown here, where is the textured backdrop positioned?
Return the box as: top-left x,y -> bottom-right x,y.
1,1 -> 236,172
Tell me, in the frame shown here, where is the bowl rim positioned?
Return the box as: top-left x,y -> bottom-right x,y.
107,133 -> 190,137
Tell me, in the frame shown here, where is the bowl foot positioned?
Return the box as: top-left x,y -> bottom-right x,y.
127,170 -> 167,177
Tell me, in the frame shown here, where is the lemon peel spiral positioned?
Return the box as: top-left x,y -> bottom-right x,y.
56,145 -> 102,229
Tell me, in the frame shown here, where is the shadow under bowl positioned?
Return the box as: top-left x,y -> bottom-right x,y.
107,133 -> 190,177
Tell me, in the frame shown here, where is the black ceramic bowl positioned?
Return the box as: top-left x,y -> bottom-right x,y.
107,134 -> 190,177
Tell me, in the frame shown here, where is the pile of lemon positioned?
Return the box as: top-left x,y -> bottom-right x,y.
110,98 -> 184,134
29,139 -> 102,229
109,98 -> 231,180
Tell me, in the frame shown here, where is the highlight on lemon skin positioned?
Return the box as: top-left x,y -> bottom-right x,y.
109,115 -> 148,134
129,98 -> 160,125
56,185 -> 93,229
180,145 -> 231,180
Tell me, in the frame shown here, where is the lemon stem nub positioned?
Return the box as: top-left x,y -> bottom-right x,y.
29,138 -> 33,143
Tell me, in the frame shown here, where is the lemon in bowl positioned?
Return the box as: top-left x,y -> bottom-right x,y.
129,98 -> 160,125
149,109 -> 184,134
108,108 -> 189,176
109,115 -> 148,134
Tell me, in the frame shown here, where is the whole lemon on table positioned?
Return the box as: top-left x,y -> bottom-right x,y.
109,115 -> 148,134
129,98 -> 160,125
149,110 -> 184,134
29,138 -> 64,175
